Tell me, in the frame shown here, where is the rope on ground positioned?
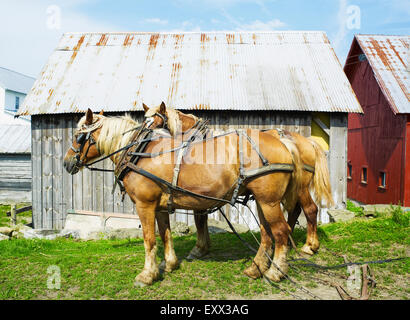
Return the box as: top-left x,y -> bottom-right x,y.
223,204 -> 323,300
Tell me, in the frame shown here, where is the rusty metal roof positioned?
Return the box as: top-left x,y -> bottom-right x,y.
18,31 -> 363,116
354,35 -> 409,114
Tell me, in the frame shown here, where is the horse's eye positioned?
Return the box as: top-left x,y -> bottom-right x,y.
76,133 -> 86,145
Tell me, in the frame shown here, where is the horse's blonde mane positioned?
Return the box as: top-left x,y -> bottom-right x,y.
145,105 -> 198,135
77,114 -> 140,163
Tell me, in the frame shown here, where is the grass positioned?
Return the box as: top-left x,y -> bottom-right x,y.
346,200 -> 365,217
0,209 -> 409,300
0,204 -> 32,228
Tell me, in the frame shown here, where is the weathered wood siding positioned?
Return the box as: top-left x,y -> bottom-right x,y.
31,111 -> 345,230
329,113 -> 348,210
0,154 -> 31,190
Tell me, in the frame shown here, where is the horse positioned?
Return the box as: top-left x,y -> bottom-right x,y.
142,102 -> 334,279
64,108 -> 304,286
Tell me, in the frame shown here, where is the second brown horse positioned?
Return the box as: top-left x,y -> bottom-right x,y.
143,103 -> 334,279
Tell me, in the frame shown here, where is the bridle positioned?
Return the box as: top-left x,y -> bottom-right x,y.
70,130 -> 98,170
146,112 -> 168,130
71,114 -> 160,171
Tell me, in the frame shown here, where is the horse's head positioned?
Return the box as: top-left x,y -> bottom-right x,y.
64,108 -> 104,175
142,102 -> 199,135
143,101 -> 168,130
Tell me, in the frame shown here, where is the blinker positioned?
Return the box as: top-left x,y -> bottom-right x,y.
76,133 -> 86,145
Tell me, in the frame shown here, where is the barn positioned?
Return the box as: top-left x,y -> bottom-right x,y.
344,35 -> 410,206
17,31 -> 363,230
0,124 -> 31,202
0,66 -> 33,202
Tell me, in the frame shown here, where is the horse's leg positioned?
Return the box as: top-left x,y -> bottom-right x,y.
287,202 -> 302,231
134,201 -> 160,287
259,201 -> 291,282
299,191 -> 320,255
187,212 -> 210,260
156,210 -> 179,272
243,202 -> 273,279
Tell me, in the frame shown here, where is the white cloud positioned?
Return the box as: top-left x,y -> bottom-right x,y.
174,0 -> 274,7
0,0 -> 121,77
144,18 -> 169,25
236,19 -> 286,31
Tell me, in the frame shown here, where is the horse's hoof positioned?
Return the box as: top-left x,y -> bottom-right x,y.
186,247 -> 209,260
159,260 -> 179,273
243,265 -> 263,279
134,270 -> 158,287
263,268 -> 282,282
301,244 -> 315,256
134,280 -> 149,288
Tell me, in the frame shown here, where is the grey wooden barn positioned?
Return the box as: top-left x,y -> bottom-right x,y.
0,124 -> 32,202
17,31 -> 363,230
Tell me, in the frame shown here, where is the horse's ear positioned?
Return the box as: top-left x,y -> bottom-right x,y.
99,110 -> 104,116
85,108 -> 93,125
159,101 -> 166,114
142,103 -> 149,113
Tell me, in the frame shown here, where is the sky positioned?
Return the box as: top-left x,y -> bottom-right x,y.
0,0 -> 409,78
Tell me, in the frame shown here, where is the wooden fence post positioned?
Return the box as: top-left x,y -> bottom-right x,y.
11,204 -> 17,226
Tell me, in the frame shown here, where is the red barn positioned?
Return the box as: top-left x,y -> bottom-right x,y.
344,35 -> 410,206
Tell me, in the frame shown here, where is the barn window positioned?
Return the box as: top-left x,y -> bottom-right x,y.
379,172 -> 387,188
347,162 -> 352,180
15,96 -> 20,110
361,167 -> 367,184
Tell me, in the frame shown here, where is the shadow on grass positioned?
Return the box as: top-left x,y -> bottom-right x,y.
109,226 -> 329,264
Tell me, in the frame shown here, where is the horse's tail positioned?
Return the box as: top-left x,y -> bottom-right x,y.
279,137 -> 304,213
308,138 -> 334,208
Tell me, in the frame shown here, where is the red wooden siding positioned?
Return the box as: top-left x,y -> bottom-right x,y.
404,116 -> 410,206
346,39 -> 408,205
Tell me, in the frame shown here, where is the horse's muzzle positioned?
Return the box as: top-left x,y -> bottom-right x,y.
63,157 -> 80,175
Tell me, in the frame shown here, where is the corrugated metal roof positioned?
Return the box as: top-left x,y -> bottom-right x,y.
0,67 -> 35,94
18,31 -> 363,116
0,125 -> 31,153
355,35 -> 409,114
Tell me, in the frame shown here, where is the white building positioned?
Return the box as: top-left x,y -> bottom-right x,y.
0,67 -> 35,202
0,66 -> 34,125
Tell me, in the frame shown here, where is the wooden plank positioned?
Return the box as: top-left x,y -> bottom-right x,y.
82,152 -> 93,212
6,205 -> 32,216
61,117 -> 74,228
329,113 -> 348,210
103,160 -> 115,213
42,117 -> 54,229
52,117 -> 63,229
72,116 -> 83,212
92,160 -> 104,212
313,117 -> 330,136
31,117 -> 42,228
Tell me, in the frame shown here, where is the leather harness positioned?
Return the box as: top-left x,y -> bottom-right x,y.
76,115 -> 315,216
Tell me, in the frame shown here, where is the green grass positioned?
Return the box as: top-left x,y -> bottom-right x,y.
0,204 -> 32,227
0,212 -> 409,300
346,200 -> 364,217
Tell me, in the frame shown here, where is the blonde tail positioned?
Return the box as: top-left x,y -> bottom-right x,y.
280,137 -> 304,213
308,138 -> 334,208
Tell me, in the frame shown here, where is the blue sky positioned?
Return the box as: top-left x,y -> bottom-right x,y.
0,0 -> 409,77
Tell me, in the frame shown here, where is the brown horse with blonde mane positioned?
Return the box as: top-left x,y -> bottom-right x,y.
64,107 -> 305,286
143,103 -> 334,279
